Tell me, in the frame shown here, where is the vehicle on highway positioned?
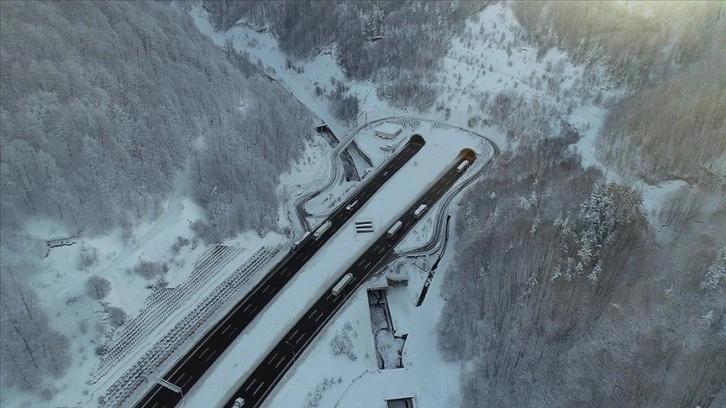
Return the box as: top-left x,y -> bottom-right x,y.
232,397 -> 245,407
414,204 -> 428,218
313,220 -> 333,240
332,273 -> 354,296
345,200 -> 359,211
290,231 -> 311,252
383,171 -> 388,176
387,221 -> 403,238
456,160 -> 470,173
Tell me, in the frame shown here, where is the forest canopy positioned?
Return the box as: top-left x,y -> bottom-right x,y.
0,0 -> 312,395
0,1 -> 312,240
512,1 -> 726,182
203,0 -> 489,110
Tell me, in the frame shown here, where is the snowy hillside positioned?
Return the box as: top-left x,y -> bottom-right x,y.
1,1 -> 722,408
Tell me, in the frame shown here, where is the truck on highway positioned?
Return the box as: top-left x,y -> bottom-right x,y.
345,199 -> 359,211
387,221 -> 403,239
332,273 -> 354,296
290,231 -> 311,252
456,160 -> 470,173
414,204 -> 428,218
313,220 -> 332,240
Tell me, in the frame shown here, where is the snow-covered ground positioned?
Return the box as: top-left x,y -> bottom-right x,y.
267,255 -> 462,408
184,4 -> 683,408
13,196 -> 209,407
8,105 -> 334,408
186,4 -> 705,407
181,116 -> 493,407
5,3 -> 689,407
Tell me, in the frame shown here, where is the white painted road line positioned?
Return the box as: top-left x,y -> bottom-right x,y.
274,355 -> 286,369
179,375 -> 192,389
253,381 -> 265,396
245,378 -> 257,393
228,326 -> 240,338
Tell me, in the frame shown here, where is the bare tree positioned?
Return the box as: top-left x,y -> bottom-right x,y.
85,275 -> 111,300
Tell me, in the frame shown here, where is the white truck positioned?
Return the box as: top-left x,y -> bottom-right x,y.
313,220 -> 332,240
387,221 -> 403,239
414,204 -> 428,218
345,199 -> 359,211
456,160 -> 470,173
332,273 -> 354,296
290,231 -> 310,252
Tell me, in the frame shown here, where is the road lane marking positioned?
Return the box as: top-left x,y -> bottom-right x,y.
243,303 -> 252,313
205,349 -> 218,362
228,326 -> 240,338
315,312 -> 324,323
270,352 -> 278,364
174,373 -> 185,384
295,331 -> 306,344
307,308 -> 318,319
289,329 -> 299,341
274,354 -> 287,369
363,260 -> 372,269
253,381 -> 265,396
221,324 -> 231,335
198,346 -> 209,359
245,378 -> 257,392
261,285 -> 270,294
179,375 -> 193,389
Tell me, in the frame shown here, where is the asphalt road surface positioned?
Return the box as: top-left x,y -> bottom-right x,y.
222,149 -> 477,408
132,136 -> 425,408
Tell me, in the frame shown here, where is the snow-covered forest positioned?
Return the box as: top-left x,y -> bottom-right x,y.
0,0 -> 311,397
438,138 -> 725,407
204,0 -> 488,111
1,0 -> 724,406
512,1 -> 725,182
437,2 -> 726,406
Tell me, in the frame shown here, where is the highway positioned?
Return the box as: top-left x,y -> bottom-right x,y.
222,148 -> 477,408
132,136 -> 425,408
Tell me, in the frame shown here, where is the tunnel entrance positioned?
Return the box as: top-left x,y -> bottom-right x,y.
315,123 -> 339,147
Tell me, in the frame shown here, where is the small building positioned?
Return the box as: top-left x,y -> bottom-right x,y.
374,123 -> 403,139
386,397 -> 415,408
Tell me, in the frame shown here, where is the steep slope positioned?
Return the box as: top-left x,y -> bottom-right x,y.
0,0 -> 312,402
